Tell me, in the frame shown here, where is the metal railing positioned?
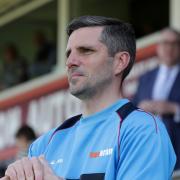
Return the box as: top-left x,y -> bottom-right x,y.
0,0 -> 28,15
0,0 -> 53,27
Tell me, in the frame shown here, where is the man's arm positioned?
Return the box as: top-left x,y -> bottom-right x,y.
138,100 -> 180,120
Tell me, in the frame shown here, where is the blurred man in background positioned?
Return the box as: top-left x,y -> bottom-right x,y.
0,44 -> 29,90
0,125 -> 36,178
133,28 -> 180,169
15,125 -> 36,160
29,31 -> 56,78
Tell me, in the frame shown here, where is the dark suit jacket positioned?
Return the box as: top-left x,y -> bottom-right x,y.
133,65 -> 180,169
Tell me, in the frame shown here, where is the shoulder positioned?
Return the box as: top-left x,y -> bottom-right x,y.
139,67 -> 159,81
28,128 -> 56,157
28,114 -> 82,157
117,109 -> 176,179
120,109 -> 167,141
55,114 -> 82,131
119,108 -> 176,161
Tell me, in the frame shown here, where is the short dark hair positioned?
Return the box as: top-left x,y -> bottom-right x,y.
67,15 -> 136,82
15,125 -> 36,141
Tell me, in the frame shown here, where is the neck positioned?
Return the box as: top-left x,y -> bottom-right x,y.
82,83 -> 123,116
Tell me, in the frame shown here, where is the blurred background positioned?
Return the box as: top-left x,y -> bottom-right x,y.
0,0 -> 179,179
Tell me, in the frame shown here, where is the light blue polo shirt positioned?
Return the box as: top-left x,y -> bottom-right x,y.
29,99 -> 176,180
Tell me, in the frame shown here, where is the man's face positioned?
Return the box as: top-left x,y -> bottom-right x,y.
16,136 -> 29,151
157,30 -> 180,66
66,27 -> 114,99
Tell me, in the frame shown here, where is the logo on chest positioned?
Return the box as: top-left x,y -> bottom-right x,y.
50,158 -> 63,165
89,148 -> 113,158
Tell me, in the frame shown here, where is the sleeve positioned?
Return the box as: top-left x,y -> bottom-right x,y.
116,115 -> 176,180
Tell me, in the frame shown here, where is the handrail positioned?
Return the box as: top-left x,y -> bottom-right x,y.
0,76 -> 68,110
0,0 -> 27,15
0,0 -> 53,27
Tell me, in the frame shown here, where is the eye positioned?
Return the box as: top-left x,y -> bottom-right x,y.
66,50 -> 71,58
79,47 -> 95,55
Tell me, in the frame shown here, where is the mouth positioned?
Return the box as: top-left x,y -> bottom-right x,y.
68,67 -> 85,81
70,72 -> 83,78
71,72 -> 83,77
68,72 -> 84,82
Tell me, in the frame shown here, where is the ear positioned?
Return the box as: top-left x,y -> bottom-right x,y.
113,51 -> 130,76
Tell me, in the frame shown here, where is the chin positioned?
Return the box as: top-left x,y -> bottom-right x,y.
70,87 -> 82,96
70,92 -> 84,99
70,88 -> 88,99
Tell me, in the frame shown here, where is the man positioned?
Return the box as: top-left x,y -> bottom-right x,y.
29,31 -> 56,78
15,125 -> 37,159
0,125 -> 36,178
133,28 -> 180,169
1,16 -> 176,180
0,44 -> 29,90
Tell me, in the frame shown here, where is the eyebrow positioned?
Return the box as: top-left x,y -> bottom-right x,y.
66,45 -> 97,58
77,46 -> 96,51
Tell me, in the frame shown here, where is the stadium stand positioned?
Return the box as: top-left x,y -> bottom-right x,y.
0,0 -> 180,179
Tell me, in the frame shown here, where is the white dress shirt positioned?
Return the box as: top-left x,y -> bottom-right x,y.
152,64 -> 180,122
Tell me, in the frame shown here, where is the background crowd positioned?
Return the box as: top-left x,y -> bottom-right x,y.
0,31 -> 56,90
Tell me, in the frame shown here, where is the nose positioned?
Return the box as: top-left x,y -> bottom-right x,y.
66,52 -> 80,69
